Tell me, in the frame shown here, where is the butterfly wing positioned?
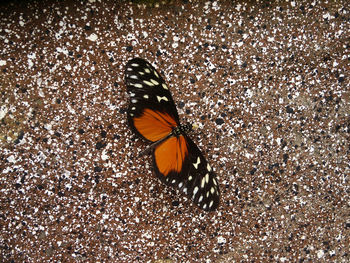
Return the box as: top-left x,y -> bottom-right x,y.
125,58 -> 180,142
153,135 -> 220,211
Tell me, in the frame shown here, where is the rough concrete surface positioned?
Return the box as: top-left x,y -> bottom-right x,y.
0,0 -> 349,262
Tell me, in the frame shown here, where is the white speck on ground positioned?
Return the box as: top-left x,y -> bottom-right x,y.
87,33 -> 98,41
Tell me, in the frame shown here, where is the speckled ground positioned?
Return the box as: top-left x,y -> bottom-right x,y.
1,0 -> 349,262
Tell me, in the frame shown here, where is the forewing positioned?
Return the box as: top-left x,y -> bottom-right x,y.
153,135 -> 220,211
125,58 -> 180,142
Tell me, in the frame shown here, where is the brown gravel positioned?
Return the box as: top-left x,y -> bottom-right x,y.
1,0 -> 349,262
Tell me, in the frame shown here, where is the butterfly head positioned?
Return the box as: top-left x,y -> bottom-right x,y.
192,123 -> 199,130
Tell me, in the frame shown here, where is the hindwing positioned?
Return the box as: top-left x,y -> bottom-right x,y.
152,135 -> 220,211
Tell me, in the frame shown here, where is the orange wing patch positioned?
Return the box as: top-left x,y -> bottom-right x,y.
154,136 -> 188,176
133,109 -> 177,142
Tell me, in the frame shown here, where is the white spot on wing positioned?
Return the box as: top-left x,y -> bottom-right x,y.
193,157 -> 201,169
144,68 -> 151,73
188,175 -> 193,181
172,179 -> 176,184
213,178 -> 217,186
143,80 -> 154,86
198,195 -> 203,203
150,79 -> 159,85
207,164 -> 212,171
183,187 -> 187,194
131,99 -> 137,103
130,75 -> 138,79
178,182 -> 183,188
209,200 -> 214,208
201,177 -> 206,188
133,83 -> 143,88
157,96 -> 168,102
193,186 -> 199,197
162,83 -> 168,90
205,173 -> 209,184
210,187 -> 215,194
143,95 -> 149,99
203,204 -> 207,209
131,63 -> 139,67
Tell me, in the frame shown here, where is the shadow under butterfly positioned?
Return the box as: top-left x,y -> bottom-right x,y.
124,58 -> 220,211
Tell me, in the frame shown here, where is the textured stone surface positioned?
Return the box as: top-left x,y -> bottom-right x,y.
0,0 -> 349,262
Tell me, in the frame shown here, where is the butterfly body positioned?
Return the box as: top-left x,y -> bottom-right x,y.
125,58 -> 220,211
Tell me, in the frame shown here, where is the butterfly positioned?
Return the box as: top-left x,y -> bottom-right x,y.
124,58 -> 220,211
